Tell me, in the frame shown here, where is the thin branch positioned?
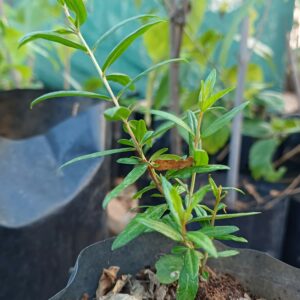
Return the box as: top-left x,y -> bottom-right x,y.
273,144 -> 300,168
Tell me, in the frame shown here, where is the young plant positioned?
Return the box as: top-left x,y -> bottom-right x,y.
20,1 -> 259,299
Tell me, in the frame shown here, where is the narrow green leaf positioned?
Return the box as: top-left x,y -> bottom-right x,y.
217,250 -> 239,258
217,235 -> 248,243
161,177 -> 184,225
168,164 -> 229,179
159,154 -> 182,160
93,14 -> 159,49
171,246 -> 189,255
30,91 -> 110,108
155,254 -> 184,284
133,185 -> 155,200
202,102 -> 249,138
187,185 -> 211,216
112,204 -> 167,250
60,148 -> 135,169
103,20 -> 164,71
104,106 -> 131,121
187,231 -> 217,257
200,226 -> 239,238
186,110 -> 198,135
188,212 -> 261,224
118,58 -> 187,98
106,73 -> 135,90
103,164 -> 148,208
150,110 -> 194,135
209,176 -> 219,198
117,157 -> 140,165
202,87 -> 235,112
118,139 -> 134,147
150,148 -> 168,161
176,249 -> 200,300
19,31 -> 86,51
199,69 -> 216,109
138,218 -> 183,242
65,0 -> 87,26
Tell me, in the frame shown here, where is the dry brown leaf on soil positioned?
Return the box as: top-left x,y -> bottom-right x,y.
112,275 -> 130,294
155,285 -> 168,300
96,266 -> 120,298
128,278 -> 145,299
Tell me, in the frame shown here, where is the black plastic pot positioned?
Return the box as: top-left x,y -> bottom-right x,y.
50,233 -> 300,300
282,194 -> 300,268
0,89 -> 110,300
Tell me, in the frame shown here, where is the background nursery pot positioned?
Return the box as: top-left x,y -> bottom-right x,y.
282,194 -> 300,268
0,89 -> 111,300
50,233 -> 300,300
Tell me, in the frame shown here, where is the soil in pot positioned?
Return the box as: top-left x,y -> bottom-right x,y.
84,265 -> 262,300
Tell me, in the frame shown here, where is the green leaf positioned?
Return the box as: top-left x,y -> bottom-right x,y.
155,254 -> 184,284
209,176 -> 219,198
150,110 -> 194,135
188,212 -> 261,224
199,69 -> 216,109
150,148 -> 168,161
93,14 -> 159,50
102,20 -> 164,71
171,246 -> 189,255
217,250 -> 239,258
117,157 -> 140,165
19,31 -> 86,51
202,102 -> 249,138
103,164 -> 148,208
146,124 -> 173,146
187,185 -> 210,216
30,91 -> 110,108
64,0 -> 87,27
200,226 -> 239,238
138,219 -> 183,242
60,148 -> 135,169
217,235 -> 248,243
104,106 -> 131,121
126,120 -> 148,143
202,87 -> 235,112
187,231 -> 217,257
161,177 -> 184,225
118,58 -> 187,98
249,138 -> 286,182
194,149 -> 209,166
133,185 -> 155,200
176,249 -> 200,300
112,204 -> 167,250
106,73 -> 135,90
143,21 -> 169,62
118,139 -> 134,147
167,165 -> 229,179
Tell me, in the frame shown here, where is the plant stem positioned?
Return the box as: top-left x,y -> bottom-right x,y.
63,7 -> 163,194
189,111 -> 204,199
